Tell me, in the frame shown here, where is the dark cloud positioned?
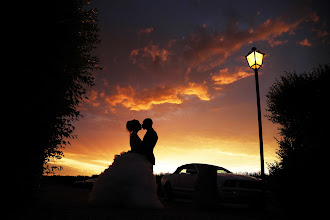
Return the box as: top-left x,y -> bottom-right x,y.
89,11 -> 311,113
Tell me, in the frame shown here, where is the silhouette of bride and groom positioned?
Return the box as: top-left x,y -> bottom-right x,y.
89,118 -> 164,209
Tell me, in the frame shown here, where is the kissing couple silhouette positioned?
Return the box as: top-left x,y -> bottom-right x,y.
89,118 -> 164,209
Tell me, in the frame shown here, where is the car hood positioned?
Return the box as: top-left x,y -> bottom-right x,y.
217,173 -> 260,182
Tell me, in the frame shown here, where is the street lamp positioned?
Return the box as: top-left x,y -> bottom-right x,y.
245,47 -> 265,181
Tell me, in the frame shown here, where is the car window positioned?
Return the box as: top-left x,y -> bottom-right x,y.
173,168 -> 180,174
179,169 -> 187,174
217,169 -> 229,174
185,165 -> 197,174
176,165 -> 196,174
174,166 -> 186,174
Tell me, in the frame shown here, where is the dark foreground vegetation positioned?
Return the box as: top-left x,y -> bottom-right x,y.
266,64 -> 329,215
15,0 -> 100,199
11,175 -> 284,220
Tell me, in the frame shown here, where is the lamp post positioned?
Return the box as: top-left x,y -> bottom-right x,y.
245,47 -> 265,181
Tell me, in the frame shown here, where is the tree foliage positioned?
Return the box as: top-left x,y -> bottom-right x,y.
40,0 -> 100,174
16,0 -> 101,194
266,64 -> 329,210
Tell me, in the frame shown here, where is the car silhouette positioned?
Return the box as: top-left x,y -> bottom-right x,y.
160,163 -> 262,205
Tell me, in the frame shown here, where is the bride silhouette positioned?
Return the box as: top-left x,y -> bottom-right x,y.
89,119 -> 163,209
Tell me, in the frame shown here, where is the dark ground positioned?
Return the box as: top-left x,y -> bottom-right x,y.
11,182 -> 285,220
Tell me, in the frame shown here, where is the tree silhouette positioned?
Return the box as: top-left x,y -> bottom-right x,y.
40,0 -> 100,174
266,64 -> 329,212
18,0 -> 100,196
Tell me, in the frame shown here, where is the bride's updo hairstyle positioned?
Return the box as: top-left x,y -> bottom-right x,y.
126,119 -> 141,133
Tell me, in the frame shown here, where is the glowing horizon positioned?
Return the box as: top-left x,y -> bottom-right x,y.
49,115 -> 279,176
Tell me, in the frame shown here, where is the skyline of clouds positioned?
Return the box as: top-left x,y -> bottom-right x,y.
53,0 -> 329,175
87,4 -> 328,113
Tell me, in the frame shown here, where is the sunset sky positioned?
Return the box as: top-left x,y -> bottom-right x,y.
51,0 -> 330,176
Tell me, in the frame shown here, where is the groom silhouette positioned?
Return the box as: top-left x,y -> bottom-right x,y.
142,118 -> 158,171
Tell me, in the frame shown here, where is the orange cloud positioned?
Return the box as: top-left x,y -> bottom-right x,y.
105,85 -> 137,110
211,67 -> 254,86
104,82 -> 210,111
138,27 -> 154,35
85,90 -> 100,107
130,41 -> 170,64
181,82 -> 210,101
298,38 -> 312,47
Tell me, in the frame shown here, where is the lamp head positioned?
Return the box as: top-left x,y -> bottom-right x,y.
245,47 -> 265,70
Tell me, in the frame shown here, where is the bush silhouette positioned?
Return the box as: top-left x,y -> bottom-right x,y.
266,64 -> 329,213
17,0 -> 100,197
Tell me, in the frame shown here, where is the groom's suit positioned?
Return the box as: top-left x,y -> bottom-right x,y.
143,128 -> 158,165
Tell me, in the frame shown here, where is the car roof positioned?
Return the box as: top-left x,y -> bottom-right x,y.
179,163 -> 232,173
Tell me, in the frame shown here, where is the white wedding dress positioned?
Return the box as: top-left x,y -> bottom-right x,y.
89,132 -> 164,209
